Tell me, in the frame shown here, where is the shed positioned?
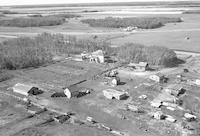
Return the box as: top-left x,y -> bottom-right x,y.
149,73 -> 167,83
195,79 -> 200,86
111,77 -> 120,87
153,111 -> 165,120
64,86 -> 91,99
165,84 -> 186,96
103,89 -> 127,100
12,83 -> 43,96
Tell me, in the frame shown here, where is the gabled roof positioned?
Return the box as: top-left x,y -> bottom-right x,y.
138,62 -> 148,67
67,85 -> 80,93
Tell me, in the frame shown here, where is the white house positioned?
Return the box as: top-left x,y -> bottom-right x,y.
103,89 -> 127,100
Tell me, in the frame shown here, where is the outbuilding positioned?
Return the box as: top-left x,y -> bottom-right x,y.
149,73 -> 167,83
165,84 -> 186,96
12,83 -> 43,96
90,50 -> 105,63
103,89 -> 127,100
64,86 -> 91,99
128,62 -> 149,72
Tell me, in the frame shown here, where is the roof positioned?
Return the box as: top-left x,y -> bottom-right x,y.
91,50 -> 104,57
128,62 -> 148,67
13,83 -> 34,95
155,73 -> 165,77
66,85 -> 80,93
138,62 -> 148,67
103,89 -> 125,96
166,84 -> 183,91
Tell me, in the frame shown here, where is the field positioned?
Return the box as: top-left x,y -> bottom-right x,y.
1,1 -> 200,136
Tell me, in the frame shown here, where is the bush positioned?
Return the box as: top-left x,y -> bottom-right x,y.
183,10 -> 200,14
53,13 -> 81,18
0,70 -> 13,82
0,16 -> 65,27
0,13 -> 81,27
116,43 -> 178,67
81,17 -> 182,29
0,33 -> 110,70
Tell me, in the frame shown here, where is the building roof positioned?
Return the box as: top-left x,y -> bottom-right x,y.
166,84 -> 183,91
13,83 -> 34,95
138,62 -> 148,67
128,62 -> 148,68
66,85 -> 80,93
103,89 -> 125,96
155,73 -> 165,77
91,50 -> 104,57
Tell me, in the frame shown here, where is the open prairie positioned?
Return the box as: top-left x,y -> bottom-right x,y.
0,1 -> 200,51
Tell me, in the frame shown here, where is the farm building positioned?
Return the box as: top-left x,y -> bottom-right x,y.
103,89 -> 127,100
165,84 -> 186,96
81,50 -> 105,63
12,83 -> 43,96
128,62 -> 149,72
149,73 -> 167,83
110,77 -> 120,87
194,79 -> 200,86
153,111 -> 165,120
64,86 -> 91,99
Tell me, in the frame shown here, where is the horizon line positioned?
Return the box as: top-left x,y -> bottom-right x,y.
1,0 -> 200,7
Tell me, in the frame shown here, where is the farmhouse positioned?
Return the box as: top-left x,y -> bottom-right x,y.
128,62 -> 149,72
64,86 -> 91,99
165,84 -> 186,96
81,50 -> 105,63
12,83 -> 43,96
149,73 -> 167,83
103,89 -> 127,100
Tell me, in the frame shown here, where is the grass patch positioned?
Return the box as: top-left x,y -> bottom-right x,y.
115,43 -> 178,67
81,17 -> 182,29
183,10 -> 200,14
53,13 -> 81,18
0,16 -> 65,27
0,10 -> 19,14
0,70 -> 13,82
0,33 -> 110,70
0,13 -> 81,27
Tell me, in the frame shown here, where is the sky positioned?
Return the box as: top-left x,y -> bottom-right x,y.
0,0 -> 199,6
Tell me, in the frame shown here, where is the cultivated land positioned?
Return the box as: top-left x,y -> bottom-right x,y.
1,1 -> 200,136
